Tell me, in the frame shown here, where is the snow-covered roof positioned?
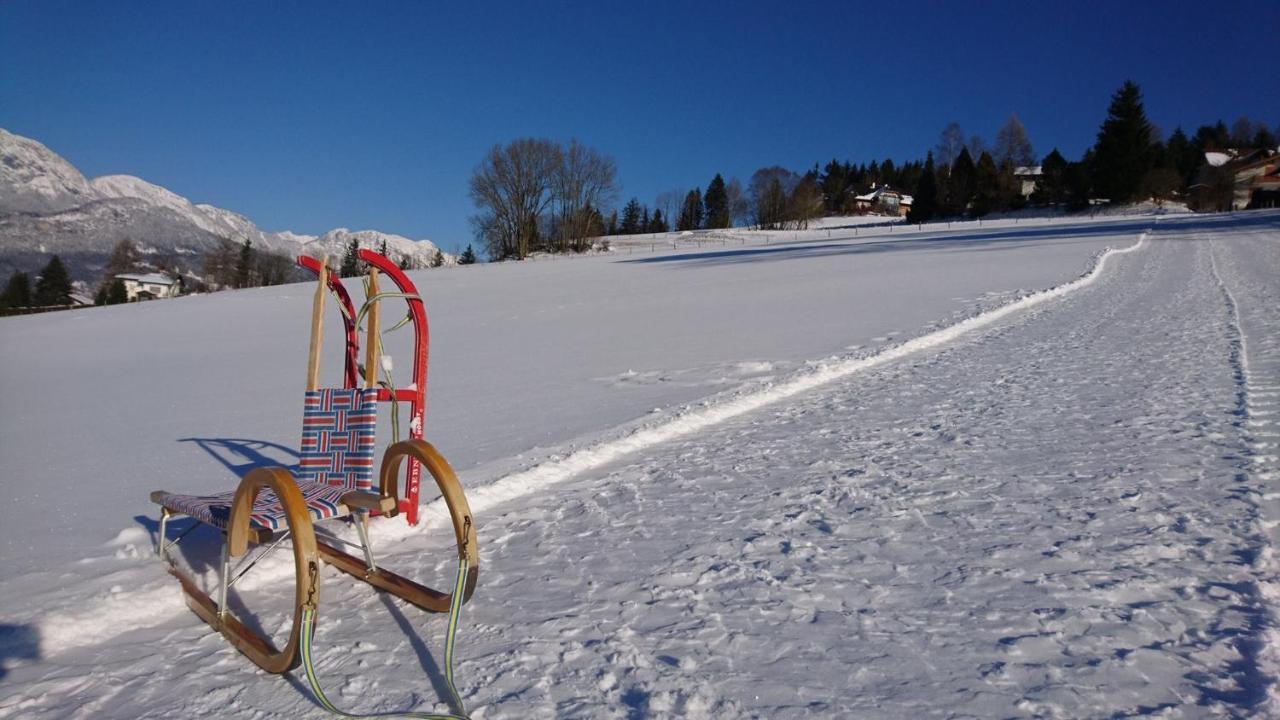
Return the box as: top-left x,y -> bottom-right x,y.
854,185 -> 906,202
1205,151 -> 1232,167
1014,166 -> 1043,176
116,272 -> 178,286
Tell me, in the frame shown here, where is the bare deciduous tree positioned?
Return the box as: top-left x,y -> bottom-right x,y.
995,113 -> 1035,168
553,140 -> 617,252
936,122 -> 966,168
749,167 -> 799,229
202,236 -> 239,289
655,190 -> 685,230
788,175 -> 823,230
469,138 -> 561,260
725,177 -> 749,227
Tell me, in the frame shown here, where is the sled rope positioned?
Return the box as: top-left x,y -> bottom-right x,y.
353,282 -> 423,444
300,548 -> 471,719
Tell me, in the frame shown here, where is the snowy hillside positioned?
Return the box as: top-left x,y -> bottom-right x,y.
0,129 -> 450,281
0,210 -> 1277,717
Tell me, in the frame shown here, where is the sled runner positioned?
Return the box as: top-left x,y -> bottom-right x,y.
149,257 -> 478,690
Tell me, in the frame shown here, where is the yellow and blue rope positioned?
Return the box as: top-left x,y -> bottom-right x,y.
299,553 -> 471,719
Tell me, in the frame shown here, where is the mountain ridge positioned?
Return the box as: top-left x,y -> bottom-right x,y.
0,128 -> 451,283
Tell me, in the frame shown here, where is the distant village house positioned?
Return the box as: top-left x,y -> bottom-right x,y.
852,185 -> 913,217
1014,166 -> 1043,198
1189,148 -> 1280,211
116,272 -> 181,301
1230,152 -> 1280,209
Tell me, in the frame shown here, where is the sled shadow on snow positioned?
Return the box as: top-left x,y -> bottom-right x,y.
0,624 -> 39,682
129,438 -> 310,642
132,437 -> 302,577
622,212 -> 1280,268
178,437 -> 302,479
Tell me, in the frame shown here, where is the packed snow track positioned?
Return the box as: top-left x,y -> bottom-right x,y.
454,215 -> 1280,718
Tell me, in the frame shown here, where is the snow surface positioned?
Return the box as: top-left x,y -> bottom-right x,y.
0,210 -> 1277,718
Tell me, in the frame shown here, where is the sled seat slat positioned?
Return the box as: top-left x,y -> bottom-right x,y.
151,482 -> 388,536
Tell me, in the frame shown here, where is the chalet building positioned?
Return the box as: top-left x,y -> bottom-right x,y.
1232,152 -> 1280,209
116,272 -> 181,301
852,185 -> 913,217
1014,166 -> 1043,197
1189,148 -> 1280,211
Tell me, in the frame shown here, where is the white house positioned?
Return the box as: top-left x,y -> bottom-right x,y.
1014,166 -> 1043,197
853,185 -> 913,216
116,272 -> 181,301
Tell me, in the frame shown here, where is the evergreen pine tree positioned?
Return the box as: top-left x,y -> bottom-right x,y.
1034,149 -> 1069,206
640,207 -> 650,233
1253,126 -> 1277,151
704,174 -> 730,228
1164,128 -> 1199,187
866,160 -> 881,187
1065,160 -> 1092,211
33,256 -> 72,306
2,271 -> 32,309
430,249 -> 445,267
235,238 -> 255,288
971,152 -> 1000,217
819,160 -> 846,213
106,279 -> 129,305
945,148 -> 977,216
1192,121 -> 1231,151
458,244 -> 477,265
340,238 -> 361,277
379,239 -> 389,258
880,159 -> 897,188
677,189 -> 703,231
906,152 -> 939,223
649,209 -> 668,233
619,198 -> 643,235
1090,80 -> 1156,203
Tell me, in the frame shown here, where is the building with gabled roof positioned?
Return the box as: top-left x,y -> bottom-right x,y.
852,185 -> 913,217
115,272 -> 181,301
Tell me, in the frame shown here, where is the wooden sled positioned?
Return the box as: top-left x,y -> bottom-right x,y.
151,258 -> 478,673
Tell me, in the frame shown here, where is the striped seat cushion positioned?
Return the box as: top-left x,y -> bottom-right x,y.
299,388 -> 379,491
155,480 -> 351,531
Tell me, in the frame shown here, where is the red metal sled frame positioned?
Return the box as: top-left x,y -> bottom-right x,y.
296,252 -> 429,525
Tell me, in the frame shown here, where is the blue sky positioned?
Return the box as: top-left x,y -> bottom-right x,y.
2,1 -> 1277,251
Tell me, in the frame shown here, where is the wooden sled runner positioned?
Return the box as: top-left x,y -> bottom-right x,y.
150,256 -> 478,681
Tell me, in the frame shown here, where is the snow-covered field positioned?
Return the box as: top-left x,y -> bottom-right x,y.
1,211 -> 1277,718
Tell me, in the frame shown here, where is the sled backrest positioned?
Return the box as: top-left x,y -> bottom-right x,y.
297,259 -> 381,492
299,388 -> 378,490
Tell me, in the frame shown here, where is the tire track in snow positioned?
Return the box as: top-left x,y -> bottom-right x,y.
27,230 -> 1150,658
1208,234 -> 1280,712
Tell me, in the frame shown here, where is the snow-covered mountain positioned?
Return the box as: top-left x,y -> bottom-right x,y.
0,129 -> 99,215
0,128 -> 451,282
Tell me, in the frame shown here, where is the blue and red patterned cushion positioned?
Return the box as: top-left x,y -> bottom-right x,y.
299,388 -> 378,491
153,481 -> 351,531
